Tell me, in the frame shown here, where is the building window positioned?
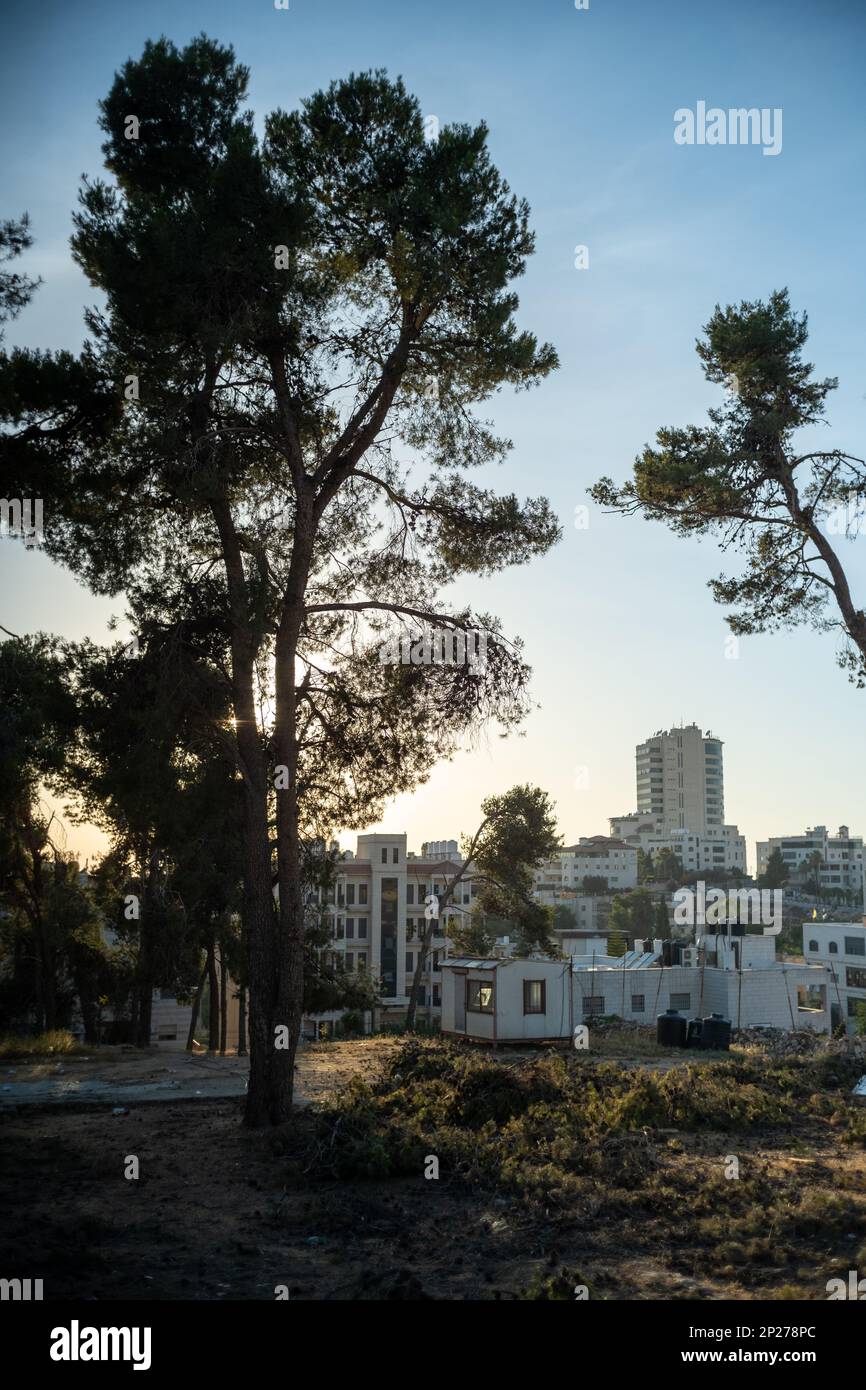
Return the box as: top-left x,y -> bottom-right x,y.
357,953 -> 367,970
346,883 -> 355,906
392,847 -> 399,863
346,918 -> 355,938
407,883 -> 415,905
359,884 -> 368,905
631,994 -> 645,1013
523,980 -> 546,1014
381,847 -> 388,864
336,920 -> 344,939
380,878 -> 399,995
433,984 -> 441,1007
357,917 -> 368,939
847,997 -> 866,1018
809,940 -> 818,952
583,995 -> 605,1017
406,952 -> 414,972
844,937 -> 865,957
846,966 -> 866,990
466,979 -> 494,1013
829,941 -> 838,954
418,986 -> 427,1006
670,993 -> 691,1011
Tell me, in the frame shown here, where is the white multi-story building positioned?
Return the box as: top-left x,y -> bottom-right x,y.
636,724 -> 725,834
802,920 -> 866,1033
756,826 -> 865,904
609,813 -> 747,875
534,837 -> 638,894
611,724 -> 746,874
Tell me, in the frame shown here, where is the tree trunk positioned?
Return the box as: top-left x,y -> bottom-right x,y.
237,986 -> 247,1056
73,970 -> 99,1044
270,504 -> 316,1123
207,937 -> 220,1054
272,621 -> 305,1122
406,918 -> 436,1032
219,948 -> 228,1055
186,960 -> 207,1051
134,849 -> 160,1048
212,495 -> 276,1127
242,819 -> 277,1124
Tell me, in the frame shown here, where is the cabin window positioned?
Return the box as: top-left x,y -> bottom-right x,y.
466,979 -> 494,1013
523,980 -> 546,1014
670,993 -> 691,1011
631,994 -> 645,1013
583,995 -> 605,1016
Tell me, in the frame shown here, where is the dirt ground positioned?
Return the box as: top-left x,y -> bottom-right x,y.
1,1037 -> 863,1301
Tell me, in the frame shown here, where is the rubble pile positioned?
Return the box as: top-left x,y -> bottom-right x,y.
588,1017 -> 656,1040
734,1026 -> 866,1060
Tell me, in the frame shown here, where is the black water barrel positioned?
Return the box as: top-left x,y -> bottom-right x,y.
657,1009 -> 687,1047
686,1018 -> 703,1047
700,1013 -> 731,1050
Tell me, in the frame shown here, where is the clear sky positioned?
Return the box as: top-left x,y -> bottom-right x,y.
2,0 -> 865,871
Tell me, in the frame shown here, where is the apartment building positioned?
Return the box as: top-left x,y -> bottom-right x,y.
756,825 -> 865,904
802,920 -> 866,1033
636,724 -> 724,834
308,832 -> 479,1034
610,724 -> 747,874
609,813 -> 747,875
534,837 -> 638,894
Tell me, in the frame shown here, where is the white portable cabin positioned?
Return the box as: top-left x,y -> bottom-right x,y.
440,957 -> 572,1043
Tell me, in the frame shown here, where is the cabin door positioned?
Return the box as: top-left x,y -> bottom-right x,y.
454,977 -> 466,1032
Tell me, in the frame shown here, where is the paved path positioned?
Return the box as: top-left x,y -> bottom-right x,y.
0,1038 -> 397,1111
0,1051 -> 250,1108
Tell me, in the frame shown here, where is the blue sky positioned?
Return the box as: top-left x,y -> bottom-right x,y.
2,0 -> 865,870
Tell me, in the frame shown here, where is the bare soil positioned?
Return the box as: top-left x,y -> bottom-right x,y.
1,1037 -> 863,1301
